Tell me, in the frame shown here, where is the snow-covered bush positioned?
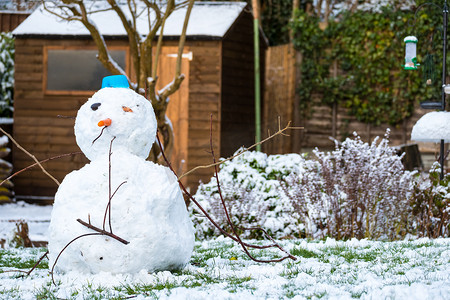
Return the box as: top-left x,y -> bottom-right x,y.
283,131 -> 415,240
192,131 -> 418,241
0,32 -> 14,117
410,162 -> 450,238
191,151 -> 315,239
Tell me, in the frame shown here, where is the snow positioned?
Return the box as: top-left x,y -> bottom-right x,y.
48,83 -> 194,274
411,111 -> 450,142
404,36 -> 418,43
0,201 -> 51,243
13,2 -> 247,38
75,87 -> 157,161
0,228 -> 449,299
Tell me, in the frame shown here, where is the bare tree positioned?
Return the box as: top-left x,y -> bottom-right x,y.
42,0 -> 195,162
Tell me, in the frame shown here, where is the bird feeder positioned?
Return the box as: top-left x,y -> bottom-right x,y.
404,36 -> 418,70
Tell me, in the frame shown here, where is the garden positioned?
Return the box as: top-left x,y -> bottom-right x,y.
0,1 -> 450,299
1,131 -> 449,299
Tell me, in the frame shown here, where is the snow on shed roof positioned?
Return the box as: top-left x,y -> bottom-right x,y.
13,2 -> 247,39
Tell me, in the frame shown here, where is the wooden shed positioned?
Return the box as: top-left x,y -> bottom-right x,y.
12,2 -> 266,201
0,11 -> 30,32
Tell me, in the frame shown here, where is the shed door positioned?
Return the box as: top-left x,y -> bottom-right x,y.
156,47 -> 191,183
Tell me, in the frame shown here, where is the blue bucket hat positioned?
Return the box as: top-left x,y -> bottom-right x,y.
101,75 -> 130,89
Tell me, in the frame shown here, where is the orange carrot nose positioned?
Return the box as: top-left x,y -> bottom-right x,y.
98,118 -> 112,127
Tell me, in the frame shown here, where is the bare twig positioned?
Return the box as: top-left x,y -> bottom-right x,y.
207,115 -> 296,263
92,126 -> 107,145
26,250 -> 49,276
51,233 -> 101,285
179,122 -> 303,179
157,133 -> 278,250
0,152 -> 83,188
77,219 -> 129,245
0,127 -> 60,186
0,250 -> 48,276
156,125 -> 297,261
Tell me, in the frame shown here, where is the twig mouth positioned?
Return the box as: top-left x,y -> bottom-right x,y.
92,126 -> 107,145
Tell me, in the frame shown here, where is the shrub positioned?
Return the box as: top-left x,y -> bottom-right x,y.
190,151 -> 312,239
191,131 -> 450,241
410,162 -> 450,238
0,32 -> 14,118
283,131 -> 415,241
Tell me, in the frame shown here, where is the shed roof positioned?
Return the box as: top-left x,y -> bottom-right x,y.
13,1 -> 247,39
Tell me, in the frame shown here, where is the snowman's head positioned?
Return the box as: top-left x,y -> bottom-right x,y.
74,86 -> 157,161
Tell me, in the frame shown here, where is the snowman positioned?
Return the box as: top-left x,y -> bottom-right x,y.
48,75 -> 194,274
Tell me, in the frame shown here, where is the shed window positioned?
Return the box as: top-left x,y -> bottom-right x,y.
46,49 -> 127,92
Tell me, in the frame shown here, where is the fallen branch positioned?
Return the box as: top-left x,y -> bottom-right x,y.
27,250 -> 49,276
0,127 -> 61,186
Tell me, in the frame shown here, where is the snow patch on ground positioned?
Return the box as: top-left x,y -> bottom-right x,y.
0,201 -> 52,243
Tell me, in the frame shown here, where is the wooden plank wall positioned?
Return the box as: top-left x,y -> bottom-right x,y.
186,41 -> 222,188
263,44 -> 432,154
13,38 -> 94,197
155,45 -> 190,185
0,12 -> 29,32
221,8 -> 257,159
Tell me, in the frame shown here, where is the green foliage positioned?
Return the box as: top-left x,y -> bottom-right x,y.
0,32 -> 14,118
260,0 -> 293,45
291,3 -> 445,125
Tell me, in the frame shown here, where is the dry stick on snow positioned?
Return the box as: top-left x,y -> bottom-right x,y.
26,250 -> 49,276
0,127 -> 60,186
0,152 -> 83,188
0,251 -> 48,276
156,120 -> 298,261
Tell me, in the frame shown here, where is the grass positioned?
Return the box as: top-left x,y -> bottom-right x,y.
0,248 -> 48,270
0,238 -> 449,299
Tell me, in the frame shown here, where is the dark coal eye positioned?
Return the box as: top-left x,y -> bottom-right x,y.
91,103 -> 101,111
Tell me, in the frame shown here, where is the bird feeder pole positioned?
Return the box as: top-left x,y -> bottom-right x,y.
252,0 -> 261,151
409,1 -> 449,180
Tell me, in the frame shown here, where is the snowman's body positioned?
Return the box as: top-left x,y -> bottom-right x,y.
48,85 -> 194,274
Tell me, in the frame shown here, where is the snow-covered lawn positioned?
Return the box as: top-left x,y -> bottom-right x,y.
0,236 -> 449,299
1,202 -> 449,299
